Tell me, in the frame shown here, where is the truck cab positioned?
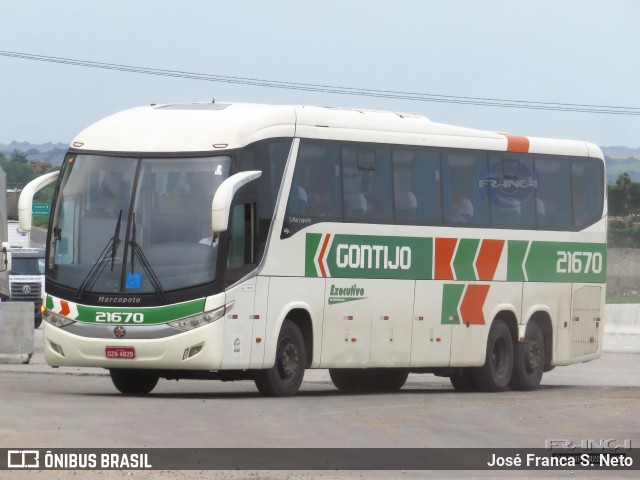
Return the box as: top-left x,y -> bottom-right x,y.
9,247 -> 45,328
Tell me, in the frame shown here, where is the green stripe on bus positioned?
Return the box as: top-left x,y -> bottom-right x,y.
74,298 -> 206,324
441,284 -> 464,325
305,233 -> 323,277
314,234 -> 432,280
453,238 -> 480,281
507,240 -> 529,282
524,241 -> 606,283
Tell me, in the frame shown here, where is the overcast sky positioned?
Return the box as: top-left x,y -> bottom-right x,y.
1,0 -> 638,147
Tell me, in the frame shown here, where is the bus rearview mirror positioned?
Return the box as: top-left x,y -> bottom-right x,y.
211,170 -> 262,233
18,171 -> 60,231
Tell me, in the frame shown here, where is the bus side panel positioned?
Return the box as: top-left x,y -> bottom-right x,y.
249,276 -> 270,369
264,276 -> 325,369
320,279 -> 372,368
555,282 -> 604,365
449,281 -> 521,367
410,281 -> 452,368
220,278 -> 257,370
521,282 -> 571,365
368,280 -> 413,367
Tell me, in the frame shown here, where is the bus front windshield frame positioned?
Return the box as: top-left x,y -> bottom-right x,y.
48,153 -> 231,298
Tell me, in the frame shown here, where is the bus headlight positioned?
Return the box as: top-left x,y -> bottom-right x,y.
43,308 -> 76,328
168,304 -> 226,332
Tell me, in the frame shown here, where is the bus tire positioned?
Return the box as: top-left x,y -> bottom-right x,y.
510,321 -> 545,391
471,320 -> 514,392
109,369 -> 159,395
330,369 -> 408,393
254,320 -> 306,397
364,369 -> 408,392
329,369 -> 362,392
449,368 -> 476,392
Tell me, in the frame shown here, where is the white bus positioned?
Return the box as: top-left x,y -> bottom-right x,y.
19,102 -> 607,396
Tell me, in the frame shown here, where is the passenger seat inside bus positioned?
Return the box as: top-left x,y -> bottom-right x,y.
344,193 -> 368,219
287,186 -> 308,216
395,191 -> 418,221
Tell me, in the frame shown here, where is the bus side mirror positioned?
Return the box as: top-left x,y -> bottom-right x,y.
18,171 -> 60,231
1,242 -> 12,272
211,171 -> 262,233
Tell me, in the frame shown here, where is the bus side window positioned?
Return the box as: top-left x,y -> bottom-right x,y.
227,202 -> 257,272
283,140 -> 341,236
534,156 -> 572,229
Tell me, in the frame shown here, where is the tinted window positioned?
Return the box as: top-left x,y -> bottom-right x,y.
283,139 -> 603,235
392,147 -> 441,224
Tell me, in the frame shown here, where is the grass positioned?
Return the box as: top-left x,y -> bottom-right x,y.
606,294 -> 640,304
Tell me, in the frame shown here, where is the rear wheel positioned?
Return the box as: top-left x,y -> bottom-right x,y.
471,320 -> 514,392
109,369 -> 159,395
510,321 -> 545,391
254,320 -> 306,397
449,368 -> 476,392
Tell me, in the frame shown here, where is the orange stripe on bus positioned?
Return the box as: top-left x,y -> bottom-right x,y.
434,238 -> 457,280
318,234 -> 332,278
505,135 -> 530,153
475,239 -> 505,280
59,300 -> 71,317
460,284 -> 490,325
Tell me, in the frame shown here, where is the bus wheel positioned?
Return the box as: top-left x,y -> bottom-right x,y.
109,369 -> 159,395
329,369 -> 361,392
329,369 -> 408,393
449,369 -> 476,392
368,369 -> 408,392
510,321 -> 545,391
255,320 -> 306,397
471,320 -> 514,392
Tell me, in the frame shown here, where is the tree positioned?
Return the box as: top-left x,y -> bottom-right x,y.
10,149 -> 28,163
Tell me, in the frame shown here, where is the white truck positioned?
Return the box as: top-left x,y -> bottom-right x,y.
8,247 -> 45,328
7,220 -> 30,248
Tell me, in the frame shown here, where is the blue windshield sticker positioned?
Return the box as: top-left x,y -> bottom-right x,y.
126,272 -> 142,289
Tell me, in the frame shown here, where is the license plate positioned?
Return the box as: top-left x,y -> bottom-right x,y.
105,347 -> 136,359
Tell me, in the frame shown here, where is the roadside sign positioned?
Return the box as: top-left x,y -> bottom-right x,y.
32,203 -> 51,216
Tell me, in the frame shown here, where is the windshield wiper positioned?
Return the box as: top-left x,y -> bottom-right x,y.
128,213 -> 168,302
75,210 -> 122,300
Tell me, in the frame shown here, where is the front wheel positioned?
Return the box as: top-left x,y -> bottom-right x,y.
254,320 -> 306,397
471,320 -> 514,392
510,321 -> 545,391
109,369 -> 159,395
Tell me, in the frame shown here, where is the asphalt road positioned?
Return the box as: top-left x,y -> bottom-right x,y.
1,330 -> 638,479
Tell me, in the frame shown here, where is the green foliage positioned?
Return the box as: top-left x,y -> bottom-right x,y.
0,150 -> 57,189
10,150 -> 29,163
608,220 -> 640,248
608,172 -> 640,248
606,293 -> 640,304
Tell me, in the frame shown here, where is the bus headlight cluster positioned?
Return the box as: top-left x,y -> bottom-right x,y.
168,305 -> 226,332
43,308 -> 76,328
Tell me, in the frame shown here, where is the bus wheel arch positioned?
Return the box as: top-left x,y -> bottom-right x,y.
283,308 -> 314,369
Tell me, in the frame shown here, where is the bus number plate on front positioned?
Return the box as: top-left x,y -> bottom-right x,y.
105,347 -> 136,359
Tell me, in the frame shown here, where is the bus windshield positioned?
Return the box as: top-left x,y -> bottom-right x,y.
48,154 -> 230,296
